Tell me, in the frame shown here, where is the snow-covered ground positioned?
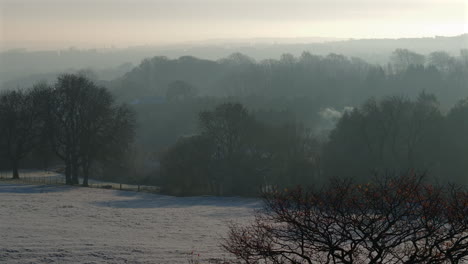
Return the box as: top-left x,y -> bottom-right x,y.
0,183 -> 260,263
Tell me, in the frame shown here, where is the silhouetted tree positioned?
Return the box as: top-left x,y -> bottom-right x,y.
48,74 -> 135,185
428,51 -> 455,73
391,49 -> 425,73
78,91 -> 135,186
160,135 -> 214,195
200,103 -> 253,160
0,85 -> 48,178
264,124 -> 320,187
443,98 -> 468,186
199,103 -> 258,194
324,94 -> 442,181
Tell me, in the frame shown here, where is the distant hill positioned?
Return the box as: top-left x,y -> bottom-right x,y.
1,34 -> 466,89
156,34 -> 467,62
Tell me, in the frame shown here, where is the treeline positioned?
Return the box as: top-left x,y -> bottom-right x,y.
112,49 -> 468,108
116,49 -> 468,156
2,49 -> 467,195
0,74 -> 135,185
3,34 -> 465,87
160,93 -> 468,196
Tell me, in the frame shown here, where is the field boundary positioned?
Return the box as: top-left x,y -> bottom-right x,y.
0,169 -> 160,193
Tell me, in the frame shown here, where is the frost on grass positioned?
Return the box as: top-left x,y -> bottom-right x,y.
0,183 -> 259,263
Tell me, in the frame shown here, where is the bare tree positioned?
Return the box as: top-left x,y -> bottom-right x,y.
80,102 -> 135,187
199,103 -> 255,194
223,173 -> 468,263
0,85 -> 48,178
48,74 -> 135,185
47,74 -> 93,184
391,49 -> 426,73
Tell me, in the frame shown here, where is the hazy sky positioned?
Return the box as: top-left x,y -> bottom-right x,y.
1,0 -> 467,50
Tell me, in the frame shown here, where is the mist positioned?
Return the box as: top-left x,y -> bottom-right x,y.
0,1 -> 467,263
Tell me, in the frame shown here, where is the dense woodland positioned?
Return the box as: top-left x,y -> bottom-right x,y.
1,47 -> 468,195
120,49 -> 468,150
112,49 -> 468,105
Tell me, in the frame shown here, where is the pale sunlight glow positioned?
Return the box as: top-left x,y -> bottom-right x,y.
0,0 -> 466,50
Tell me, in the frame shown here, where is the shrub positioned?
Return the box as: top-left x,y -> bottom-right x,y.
223,173 -> 468,263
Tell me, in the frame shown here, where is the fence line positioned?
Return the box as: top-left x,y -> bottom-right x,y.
0,170 -> 160,193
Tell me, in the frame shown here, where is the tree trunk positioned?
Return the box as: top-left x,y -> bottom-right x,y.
82,175 -> 89,187
82,162 -> 89,187
71,161 -> 79,185
65,163 -> 72,185
12,160 -> 19,179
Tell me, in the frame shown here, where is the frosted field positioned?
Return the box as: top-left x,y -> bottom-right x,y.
0,183 -> 260,263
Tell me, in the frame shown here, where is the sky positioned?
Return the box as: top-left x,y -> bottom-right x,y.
0,0 -> 467,51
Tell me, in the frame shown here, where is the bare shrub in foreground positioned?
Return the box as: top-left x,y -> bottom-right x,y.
223,173 -> 468,263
